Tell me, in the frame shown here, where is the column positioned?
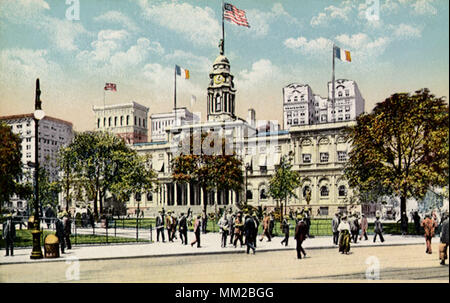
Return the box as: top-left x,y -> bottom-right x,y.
187,183 -> 191,206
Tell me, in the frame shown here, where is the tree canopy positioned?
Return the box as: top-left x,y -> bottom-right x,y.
345,88 -> 449,217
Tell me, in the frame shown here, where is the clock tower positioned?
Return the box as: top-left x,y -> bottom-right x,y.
207,42 -> 236,122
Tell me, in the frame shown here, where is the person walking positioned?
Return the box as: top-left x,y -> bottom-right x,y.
171,212 -> 178,241
251,212 -> 259,248
190,215 -> 201,248
304,208 -> 311,237
332,212 -> 340,245
226,209 -> 235,245
398,212 -> 409,235
413,211 -> 421,235
338,214 -> 351,254
373,213 -> 385,243
421,213 -> 437,254
259,213 -> 272,242
55,213 -> 65,254
233,212 -> 244,248
201,210 -> 207,234
269,212 -> 275,238
359,214 -> 368,241
294,214 -> 308,259
439,212 -> 449,265
156,210 -> 165,242
62,212 -> 72,250
280,217 -> 290,246
178,212 -> 188,245
244,214 -> 256,254
2,214 -> 16,256
166,210 -> 173,242
350,212 -> 360,244
219,213 -> 229,248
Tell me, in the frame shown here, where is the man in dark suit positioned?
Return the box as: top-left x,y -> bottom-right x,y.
178,212 -> 188,245
55,213 -> 65,254
294,214 -> 308,259
244,214 -> 256,254
2,214 -> 16,256
155,210 -> 165,242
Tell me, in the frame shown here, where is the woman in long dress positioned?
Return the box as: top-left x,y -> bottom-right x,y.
338,215 -> 351,254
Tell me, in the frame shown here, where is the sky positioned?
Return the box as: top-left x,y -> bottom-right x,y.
0,0 -> 448,132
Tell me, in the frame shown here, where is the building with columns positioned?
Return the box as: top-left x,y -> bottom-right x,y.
150,107 -> 199,142
119,45 -> 365,218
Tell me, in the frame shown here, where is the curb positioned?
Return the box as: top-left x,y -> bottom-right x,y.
0,241 -> 424,266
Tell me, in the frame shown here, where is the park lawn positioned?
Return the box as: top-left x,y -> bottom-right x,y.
0,229 -> 149,248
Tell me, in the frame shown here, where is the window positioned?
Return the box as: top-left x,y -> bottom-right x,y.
104,118 -> 106,127
260,166 -> 267,173
126,115 -> 130,125
287,119 -> 292,125
17,201 -> 23,208
246,190 -> 253,201
134,116 -> 137,125
120,116 -> 123,126
320,186 -> 329,197
139,117 -> 141,126
114,117 -> 117,126
338,116 -> 343,121
338,185 -> 347,197
97,119 -> 100,128
303,186 -> 311,197
108,117 -> 112,126
302,154 -> 311,163
147,192 -> 153,201
260,188 -> 267,200
319,207 -> 329,216
338,92 -> 343,97
345,114 -> 351,120
337,151 -> 347,162
345,89 -> 350,96
345,106 -> 350,112
321,115 -> 327,122
293,118 -> 298,125
26,138 -> 31,142
320,152 -> 329,163
287,112 -> 292,118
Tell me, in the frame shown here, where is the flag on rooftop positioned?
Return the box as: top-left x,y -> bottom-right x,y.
224,3 -> 250,28
334,46 -> 351,62
104,83 -> 117,91
175,65 -> 190,79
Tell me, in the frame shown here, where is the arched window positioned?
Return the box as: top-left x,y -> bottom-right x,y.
246,189 -> 253,201
303,186 -> 311,197
215,94 -> 222,111
108,117 -> 111,126
103,117 -> 106,127
97,118 -> 100,128
120,116 -> 123,126
114,116 -> 117,126
147,192 -> 153,201
126,115 -> 130,125
260,188 -> 267,200
338,185 -> 347,197
134,116 -> 137,125
320,186 -> 329,197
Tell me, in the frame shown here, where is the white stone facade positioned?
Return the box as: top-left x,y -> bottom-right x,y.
150,107 -> 199,142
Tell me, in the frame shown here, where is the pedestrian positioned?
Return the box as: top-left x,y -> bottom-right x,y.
421,213 -> 437,254
413,211 -> 421,235
439,212 -> 449,265
373,213 -> 385,243
338,214 -> 351,254
156,209 -> 165,242
398,212 -> 409,235
244,214 -> 256,254
171,212 -> 178,241
359,214 -> 368,241
269,212 -> 275,237
55,213 -> 65,254
218,212 -> 229,248
332,212 -> 340,245
294,214 -> 308,259
2,214 -> 16,256
350,212 -> 360,244
280,217 -> 290,246
233,212 -> 244,248
62,211 -> 72,250
251,212 -> 259,248
201,210 -> 208,234
226,208 -> 235,245
166,210 -> 173,242
259,212 -> 272,242
178,212 -> 188,245
190,215 -> 201,248
304,207 -> 311,237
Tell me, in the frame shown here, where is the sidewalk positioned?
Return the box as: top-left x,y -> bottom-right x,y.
0,232 -> 428,265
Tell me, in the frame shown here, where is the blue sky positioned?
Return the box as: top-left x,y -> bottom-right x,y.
0,0 -> 448,131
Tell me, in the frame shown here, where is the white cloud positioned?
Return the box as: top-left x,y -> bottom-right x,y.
283,37 -> 333,55
412,0 -> 437,15
0,0 -> 49,21
336,33 -> 390,59
237,59 -> 281,89
391,23 -> 422,39
165,50 -> 211,73
40,18 -> 88,51
94,11 -> 140,32
311,3 -> 354,27
137,1 -> 220,47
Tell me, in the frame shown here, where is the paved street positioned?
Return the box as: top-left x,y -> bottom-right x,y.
0,236 -> 448,282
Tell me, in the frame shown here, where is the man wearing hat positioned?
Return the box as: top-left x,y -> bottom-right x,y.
227,209 -> 235,245
219,212 -> 230,248
243,214 -> 256,254
62,211 -> 72,250
166,210 -> 174,242
171,212 -> 178,241
55,213 -> 66,254
156,209 -> 165,242
294,214 -> 308,259
359,214 -> 369,241
2,214 -> 16,256
280,216 -> 290,246
190,215 -> 201,248
421,213 -> 437,254
259,212 -> 272,242
178,212 -> 188,245
331,212 -> 340,245
251,212 -> 259,248
373,213 -> 384,243
439,212 -> 449,265
233,212 -> 244,248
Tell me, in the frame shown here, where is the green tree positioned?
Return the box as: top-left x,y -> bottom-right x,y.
25,168 -> 60,212
345,89 -> 449,225
57,146 -> 77,212
268,152 -> 301,220
0,122 -> 25,213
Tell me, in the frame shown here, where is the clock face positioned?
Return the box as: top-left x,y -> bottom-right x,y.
213,74 -> 225,84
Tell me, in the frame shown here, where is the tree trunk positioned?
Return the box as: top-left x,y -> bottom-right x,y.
203,186 -> 208,215
93,190 -> 98,218
400,195 -> 407,227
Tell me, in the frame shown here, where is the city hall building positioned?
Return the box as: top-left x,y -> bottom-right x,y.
114,49 -> 366,218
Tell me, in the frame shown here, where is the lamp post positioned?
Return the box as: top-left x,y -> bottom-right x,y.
30,78 -> 45,259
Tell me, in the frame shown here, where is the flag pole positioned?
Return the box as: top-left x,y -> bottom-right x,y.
332,43 -> 335,123
222,0 -> 225,55
174,66 -> 177,127
103,86 -> 106,128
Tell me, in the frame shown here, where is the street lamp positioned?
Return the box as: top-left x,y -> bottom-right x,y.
30,78 -> 44,259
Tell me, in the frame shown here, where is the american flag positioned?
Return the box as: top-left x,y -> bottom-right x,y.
224,3 -> 250,28
104,83 -> 117,91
